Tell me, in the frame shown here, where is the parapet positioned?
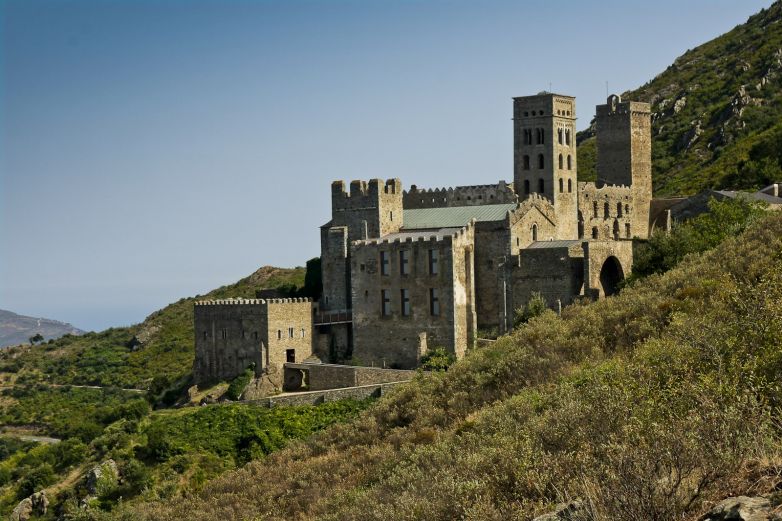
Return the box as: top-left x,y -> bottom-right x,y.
578,181 -> 632,198
331,178 -> 403,212
596,94 -> 651,117
195,297 -> 313,306
403,181 -> 518,209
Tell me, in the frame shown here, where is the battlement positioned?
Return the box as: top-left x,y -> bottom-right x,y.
331,178 -> 402,210
195,297 -> 313,306
403,181 -> 517,209
596,94 -> 651,117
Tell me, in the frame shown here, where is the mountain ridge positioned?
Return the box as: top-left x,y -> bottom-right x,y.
0,309 -> 84,348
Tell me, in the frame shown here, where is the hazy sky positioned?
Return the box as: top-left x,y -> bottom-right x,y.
0,0 -> 773,331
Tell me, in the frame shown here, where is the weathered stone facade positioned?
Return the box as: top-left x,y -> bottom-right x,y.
194,91 -> 653,385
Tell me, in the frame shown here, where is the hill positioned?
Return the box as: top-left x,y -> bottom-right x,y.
120,203 -> 782,521
0,309 -> 84,348
577,1 -> 782,195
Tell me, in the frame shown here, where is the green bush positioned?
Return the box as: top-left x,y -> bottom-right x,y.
17,463 -> 56,499
225,366 -> 255,401
514,291 -> 548,327
420,348 -> 456,372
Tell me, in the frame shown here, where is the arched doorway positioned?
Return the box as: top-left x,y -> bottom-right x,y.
599,256 -> 624,296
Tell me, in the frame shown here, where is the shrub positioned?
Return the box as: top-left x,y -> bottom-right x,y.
225,365 -> 255,401
514,291 -> 548,327
420,348 -> 456,372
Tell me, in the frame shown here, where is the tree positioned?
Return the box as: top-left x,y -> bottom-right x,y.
28,333 -> 44,345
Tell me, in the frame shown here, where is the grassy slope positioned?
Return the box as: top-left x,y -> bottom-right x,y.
0,266 -> 305,390
577,1 -> 782,195
124,211 -> 782,521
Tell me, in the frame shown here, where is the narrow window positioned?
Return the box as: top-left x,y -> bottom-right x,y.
523,154 -> 530,170
429,288 -> 440,316
242,330 -> 247,339
558,154 -> 563,170
277,330 -> 282,340
532,224 -> 538,241
380,251 -> 389,276
592,227 -> 599,239
524,179 -> 530,194
538,178 -> 544,193
538,154 -> 544,169
221,329 -> 227,340
399,250 -> 410,275
400,289 -> 411,316
625,204 -> 630,214
253,331 -> 258,340
558,128 -> 563,144
390,211 -> 393,221
202,331 -> 207,340
565,129 -> 571,146
593,201 -> 598,218
301,328 -> 305,338
613,220 -> 620,240
559,178 -> 564,193
381,290 -> 391,316
604,202 -> 610,219
567,154 -> 572,170
617,202 -> 623,217
568,179 -> 572,192
288,327 -> 294,338
428,249 -> 439,275
625,223 -> 632,238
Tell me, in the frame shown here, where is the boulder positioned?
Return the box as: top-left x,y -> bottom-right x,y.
85,459 -> 119,496
700,496 -> 780,521
9,491 -> 48,521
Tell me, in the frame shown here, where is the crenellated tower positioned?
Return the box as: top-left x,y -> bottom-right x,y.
513,93 -> 578,239
595,94 -> 652,239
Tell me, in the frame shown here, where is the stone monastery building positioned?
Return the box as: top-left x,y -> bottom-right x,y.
194,92 -> 652,389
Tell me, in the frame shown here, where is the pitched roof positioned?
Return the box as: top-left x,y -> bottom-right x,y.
714,190 -> 782,205
526,240 -> 582,249
402,203 -> 517,230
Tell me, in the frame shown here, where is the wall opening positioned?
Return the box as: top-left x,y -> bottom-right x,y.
599,256 -> 624,297
286,349 -> 296,363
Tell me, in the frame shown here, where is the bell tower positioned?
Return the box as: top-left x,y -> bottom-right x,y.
513,92 -> 578,240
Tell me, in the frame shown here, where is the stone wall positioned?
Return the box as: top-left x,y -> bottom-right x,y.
582,240 -> 634,298
403,181 -> 517,209
243,381 -> 409,408
577,182 -> 634,240
284,362 -> 414,391
350,225 -> 476,368
193,298 -> 314,387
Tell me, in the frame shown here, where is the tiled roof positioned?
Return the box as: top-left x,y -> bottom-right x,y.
402,203 -> 517,230
526,240 -> 582,249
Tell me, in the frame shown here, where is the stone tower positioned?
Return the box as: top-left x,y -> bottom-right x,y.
513,93 -> 578,239
595,94 -> 652,239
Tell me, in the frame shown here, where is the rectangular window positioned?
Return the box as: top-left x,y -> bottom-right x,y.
277,330 -> 282,340
203,331 -> 208,340
288,327 -> 294,338
399,250 -> 410,275
381,290 -> 391,316
380,251 -> 389,276
253,331 -> 258,340
429,288 -> 440,316
220,329 -> 227,340
401,288 -> 411,316
428,249 -> 439,275
301,328 -> 305,338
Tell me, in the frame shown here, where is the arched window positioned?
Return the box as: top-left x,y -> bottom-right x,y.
617,202 -> 623,216
538,154 -> 544,169
625,204 -> 630,214
558,154 -> 563,169
593,201 -> 598,218
568,179 -> 572,192
567,154 -> 572,170
538,178 -> 544,193
625,223 -> 631,238
523,155 -> 530,170
559,178 -> 564,193
565,129 -> 571,146
557,128 -> 563,144
524,179 -> 530,194
592,227 -> 599,239
604,202 -> 610,219
613,220 -> 620,240
532,224 -> 538,241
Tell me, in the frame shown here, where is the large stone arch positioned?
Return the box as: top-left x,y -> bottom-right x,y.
583,240 -> 633,299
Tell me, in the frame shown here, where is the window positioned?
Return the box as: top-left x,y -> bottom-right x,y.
538,178 -> 544,193
221,329 -> 227,340
613,220 -> 620,240
401,289 -> 411,316
524,179 -> 530,194
567,154 -> 572,170
558,128 -> 563,144
523,155 -> 530,170
532,224 -> 538,241
565,129 -> 571,146
288,327 -> 294,338
380,251 -> 389,276
301,328 -> 306,338
253,331 -> 258,340
428,249 -> 439,275
568,179 -> 572,192
559,178 -> 564,193
625,223 -> 632,238
592,227 -> 599,239
429,288 -> 440,316
381,290 -> 391,316
390,211 -> 394,221
277,330 -> 282,340
536,128 -> 544,145
538,154 -> 544,169
625,204 -> 630,214
617,202 -> 623,217
604,202 -> 610,219
593,201 -> 598,218
558,154 -> 563,170
202,331 -> 207,340
399,250 -> 410,275
286,349 -> 296,363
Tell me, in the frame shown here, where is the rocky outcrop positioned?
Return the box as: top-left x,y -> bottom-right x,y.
10,491 -> 48,521
85,459 -> 119,496
533,500 -> 588,521
700,495 -> 782,521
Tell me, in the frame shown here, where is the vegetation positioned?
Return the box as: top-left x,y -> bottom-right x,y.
513,291 -> 548,327
419,347 -> 456,372
577,1 -> 782,196
224,366 -> 254,401
117,210 -> 782,521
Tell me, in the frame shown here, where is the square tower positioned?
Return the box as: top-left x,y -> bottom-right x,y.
513,93 -> 578,239
595,95 -> 652,239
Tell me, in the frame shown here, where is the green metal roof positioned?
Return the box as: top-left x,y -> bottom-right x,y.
402,203 -> 516,230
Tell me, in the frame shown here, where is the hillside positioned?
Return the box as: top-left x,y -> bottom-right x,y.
577,1 -> 782,195
0,309 -> 84,349
0,265 -> 306,390
120,206 -> 782,521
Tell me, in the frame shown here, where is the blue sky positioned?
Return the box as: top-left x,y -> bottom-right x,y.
0,0 -> 773,331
